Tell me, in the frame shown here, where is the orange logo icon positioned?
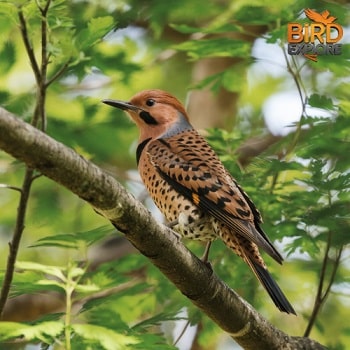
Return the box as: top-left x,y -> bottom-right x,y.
287,9 -> 343,61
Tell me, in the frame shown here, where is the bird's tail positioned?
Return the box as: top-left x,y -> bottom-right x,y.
247,258 -> 296,315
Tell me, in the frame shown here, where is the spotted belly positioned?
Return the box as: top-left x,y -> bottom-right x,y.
142,169 -> 217,241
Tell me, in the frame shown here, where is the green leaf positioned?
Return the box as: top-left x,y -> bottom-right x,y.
68,266 -> 85,278
234,5 -> 279,25
132,333 -> 178,350
16,261 -> 66,281
74,282 -> 101,294
266,26 -> 288,44
0,2 -> 18,25
30,233 -> 80,249
72,324 -> 139,350
0,321 -> 63,342
80,282 -> 150,313
35,279 -> 66,290
0,270 -> 62,297
285,236 -> 320,258
76,225 -> 115,246
132,311 -> 182,331
0,42 -> 16,72
170,23 -> 202,34
76,16 -> 115,50
30,225 -> 115,249
190,71 -> 223,92
222,65 -> 247,93
31,312 -> 65,325
173,38 -> 251,60
308,94 -> 334,110
171,22 -> 242,34
85,308 -> 130,332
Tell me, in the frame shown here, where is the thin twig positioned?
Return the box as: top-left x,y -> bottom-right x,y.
31,172 -> 43,181
18,8 -> 41,84
43,0 -> 52,13
37,0 -> 51,132
0,184 -> 23,194
40,2 -> 48,131
303,233 -> 343,337
46,61 -> 71,88
321,245 -> 343,300
0,168 -> 34,318
173,319 -> 191,347
303,234 -> 331,337
281,45 -> 305,114
303,191 -> 344,336
39,0 -> 70,90
269,171 -> 279,194
280,43 -> 308,156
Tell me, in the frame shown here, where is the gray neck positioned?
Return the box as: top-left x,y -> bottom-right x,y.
159,112 -> 193,138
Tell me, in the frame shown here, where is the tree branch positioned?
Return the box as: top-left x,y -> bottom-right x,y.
304,232 -> 343,337
18,9 -> 41,85
0,168 -> 34,318
0,107 -> 326,350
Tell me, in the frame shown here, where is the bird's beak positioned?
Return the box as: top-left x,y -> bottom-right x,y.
102,99 -> 139,112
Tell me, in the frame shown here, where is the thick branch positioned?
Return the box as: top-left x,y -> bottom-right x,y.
0,107 -> 325,350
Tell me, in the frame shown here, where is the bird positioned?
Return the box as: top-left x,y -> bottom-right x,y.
103,89 -> 296,315
304,8 -> 336,25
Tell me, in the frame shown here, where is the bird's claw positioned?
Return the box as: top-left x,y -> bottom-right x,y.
202,260 -> 213,272
167,219 -> 179,229
166,220 -> 182,242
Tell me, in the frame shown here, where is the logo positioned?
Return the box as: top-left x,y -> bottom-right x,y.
287,9 -> 343,61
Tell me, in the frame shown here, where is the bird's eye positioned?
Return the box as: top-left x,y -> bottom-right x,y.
146,99 -> 155,107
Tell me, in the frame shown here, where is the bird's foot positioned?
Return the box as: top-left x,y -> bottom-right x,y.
166,219 -> 182,242
200,241 -> 212,262
167,219 -> 179,228
172,230 -> 182,242
200,241 -> 213,271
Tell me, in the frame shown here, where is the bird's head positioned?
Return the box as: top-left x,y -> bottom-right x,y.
103,89 -> 192,142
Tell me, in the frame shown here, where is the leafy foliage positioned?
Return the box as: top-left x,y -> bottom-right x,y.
0,0 -> 349,349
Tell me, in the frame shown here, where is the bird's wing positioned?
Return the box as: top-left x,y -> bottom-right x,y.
304,8 -> 323,23
147,136 -> 283,263
321,10 -> 330,19
321,10 -> 336,23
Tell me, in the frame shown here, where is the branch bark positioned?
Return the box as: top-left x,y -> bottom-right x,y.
0,107 -> 326,350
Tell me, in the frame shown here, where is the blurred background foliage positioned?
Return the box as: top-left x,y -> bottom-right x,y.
0,0 -> 349,349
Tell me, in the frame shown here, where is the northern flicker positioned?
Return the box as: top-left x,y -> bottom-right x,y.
103,89 -> 296,315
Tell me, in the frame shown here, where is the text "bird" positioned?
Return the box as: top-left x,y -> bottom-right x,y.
103,89 -> 296,315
